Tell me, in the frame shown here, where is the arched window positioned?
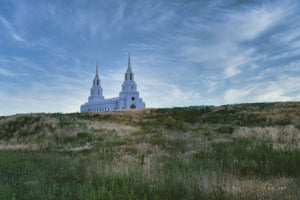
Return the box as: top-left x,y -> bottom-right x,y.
130,104 -> 136,109
130,74 -> 132,80
97,80 -> 99,85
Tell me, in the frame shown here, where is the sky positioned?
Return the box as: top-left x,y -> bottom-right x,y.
0,0 -> 300,115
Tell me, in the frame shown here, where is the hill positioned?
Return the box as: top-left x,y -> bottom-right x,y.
0,102 -> 300,199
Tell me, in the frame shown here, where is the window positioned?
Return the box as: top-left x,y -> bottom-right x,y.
131,86 -> 133,90
131,97 -> 135,101
125,74 -> 127,80
98,90 -> 99,94
123,86 -> 125,90
93,80 -> 95,85
97,80 -> 99,85
130,74 -> 132,80
130,104 -> 136,109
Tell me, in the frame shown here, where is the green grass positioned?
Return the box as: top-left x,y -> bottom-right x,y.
211,139 -> 300,177
0,151 -> 218,200
1,137 -> 298,199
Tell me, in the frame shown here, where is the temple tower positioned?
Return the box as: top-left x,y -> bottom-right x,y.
118,53 -> 145,109
88,60 -> 104,102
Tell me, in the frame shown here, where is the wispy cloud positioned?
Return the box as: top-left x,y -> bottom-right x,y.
175,2 -> 288,78
0,16 -> 26,43
0,68 -> 14,76
224,75 -> 300,104
11,33 -> 25,42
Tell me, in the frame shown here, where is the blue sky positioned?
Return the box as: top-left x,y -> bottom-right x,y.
0,0 -> 300,115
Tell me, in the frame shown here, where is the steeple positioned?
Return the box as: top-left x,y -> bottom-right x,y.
96,59 -> 99,76
120,52 -> 138,98
126,52 -> 133,74
89,58 -> 104,101
128,52 -> 131,69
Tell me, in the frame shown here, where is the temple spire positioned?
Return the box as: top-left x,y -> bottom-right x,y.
128,52 -> 131,69
96,59 -> 98,76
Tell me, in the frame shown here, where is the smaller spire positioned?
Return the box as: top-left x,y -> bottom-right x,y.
96,59 -> 98,76
128,52 -> 131,69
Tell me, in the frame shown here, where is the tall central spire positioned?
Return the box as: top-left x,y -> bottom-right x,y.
96,59 -> 98,76
128,52 -> 131,69
126,52 -> 133,74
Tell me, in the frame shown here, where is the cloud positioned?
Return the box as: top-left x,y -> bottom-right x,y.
0,16 -> 26,42
0,74 -> 92,115
138,75 -> 203,108
224,75 -> 300,104
226,4 -> 284,41
174,1 -> 294,79
12,33 -> 25,42
0,68 -> 14,76
0,64 -> 29,77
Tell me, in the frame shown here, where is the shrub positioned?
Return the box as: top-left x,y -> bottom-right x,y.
77,132 -> 91,140
164,116 -> 184,130
164,106 -> 212,123
215,126 -> 235,134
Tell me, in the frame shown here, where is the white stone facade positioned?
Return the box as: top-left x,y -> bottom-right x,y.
80,53 -> 146,112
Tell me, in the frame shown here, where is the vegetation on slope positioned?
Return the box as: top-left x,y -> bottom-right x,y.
0,102 -> 300,199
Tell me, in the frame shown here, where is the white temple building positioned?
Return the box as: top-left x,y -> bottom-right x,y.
80,53 -> 146,112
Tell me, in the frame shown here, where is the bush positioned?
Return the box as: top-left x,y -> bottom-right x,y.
215,126 -> 235,134
163,106 -> 211,123
164,116 -> 184,130
77,132 -> 91,140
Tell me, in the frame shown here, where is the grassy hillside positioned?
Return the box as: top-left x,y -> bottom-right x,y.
0,102 -> 300,199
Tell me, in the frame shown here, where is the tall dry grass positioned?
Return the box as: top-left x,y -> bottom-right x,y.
234,125 -> 300,149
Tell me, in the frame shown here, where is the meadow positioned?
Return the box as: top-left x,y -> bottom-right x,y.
0,102 -> 300,199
